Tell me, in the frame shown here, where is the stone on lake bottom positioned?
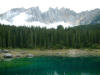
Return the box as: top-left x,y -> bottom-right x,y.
26,54 -> 34,58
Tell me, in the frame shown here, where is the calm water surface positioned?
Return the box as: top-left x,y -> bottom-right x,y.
0,56 -> 100,75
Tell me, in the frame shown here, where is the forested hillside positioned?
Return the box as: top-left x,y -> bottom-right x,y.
0,24 -> 100,49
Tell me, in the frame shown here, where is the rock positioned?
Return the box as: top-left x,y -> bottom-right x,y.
0,49 -> 2,53
2,50 -> 9,53
16,54 -> 21,58
4,53 -> 13,58
26,54 -> 34,58
21,52 -> 26,54
57,52 -> 62,55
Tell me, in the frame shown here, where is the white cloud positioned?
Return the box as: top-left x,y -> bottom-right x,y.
12,12 -> 72,28
0,0 -> 100,13
13,12 -> 28,25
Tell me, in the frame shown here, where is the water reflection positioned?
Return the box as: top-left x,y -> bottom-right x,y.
0,56 -> 100,75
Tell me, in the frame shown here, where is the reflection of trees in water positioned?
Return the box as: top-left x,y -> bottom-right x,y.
0,57 -> 100,75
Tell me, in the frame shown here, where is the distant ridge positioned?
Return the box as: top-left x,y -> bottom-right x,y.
0,7 -> 100,28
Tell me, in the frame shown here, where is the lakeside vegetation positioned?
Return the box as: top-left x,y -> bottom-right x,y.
0,24 -> 100,49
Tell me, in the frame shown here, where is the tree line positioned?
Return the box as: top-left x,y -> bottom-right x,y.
0,24 -> 100,49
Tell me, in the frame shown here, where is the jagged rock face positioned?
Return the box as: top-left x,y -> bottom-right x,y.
0,7 -> 100,26
78,9 -> 100,25
26,7 -> 42,22
25,7 -> 77,24
40,8 -> 77,24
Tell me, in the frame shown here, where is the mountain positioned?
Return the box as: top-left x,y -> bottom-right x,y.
0,8 -> 25,22
0,7 -> 100,28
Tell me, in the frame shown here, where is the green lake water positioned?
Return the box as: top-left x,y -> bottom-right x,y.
0,56 -> 100,75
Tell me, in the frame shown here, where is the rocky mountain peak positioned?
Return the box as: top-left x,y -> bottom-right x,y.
0,7 -> 100,27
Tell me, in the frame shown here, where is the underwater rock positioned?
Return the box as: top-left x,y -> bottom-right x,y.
26,54 -> 34,58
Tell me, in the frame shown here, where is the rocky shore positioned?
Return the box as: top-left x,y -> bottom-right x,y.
0,49 -> 34,59
0,49 -> 100,59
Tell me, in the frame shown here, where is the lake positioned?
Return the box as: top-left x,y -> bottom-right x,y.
0,56 -> 100,75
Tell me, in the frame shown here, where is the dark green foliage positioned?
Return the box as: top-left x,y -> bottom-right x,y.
0,24 -> 100,49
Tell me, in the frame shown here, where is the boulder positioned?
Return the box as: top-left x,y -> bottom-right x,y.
2,50 -> 9,53
26,54 -> 34,58
21,52 -> 26,54
16,54 -> 21,58
4,53 -> 13,58
0,49 -> 2,53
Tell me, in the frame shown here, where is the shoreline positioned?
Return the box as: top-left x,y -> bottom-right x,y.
0,49 -> 100,59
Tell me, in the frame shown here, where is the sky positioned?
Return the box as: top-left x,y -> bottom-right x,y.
0,0 -> 100,13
